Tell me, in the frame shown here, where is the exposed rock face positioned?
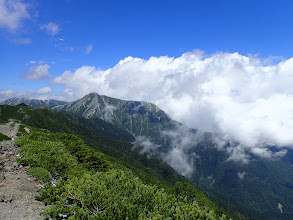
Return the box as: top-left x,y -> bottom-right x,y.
0,122 -> 45,220
1,97 -> 67,108
53,93 -> 178,141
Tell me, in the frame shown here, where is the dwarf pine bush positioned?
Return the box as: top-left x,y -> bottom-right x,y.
16,131 -> 230,220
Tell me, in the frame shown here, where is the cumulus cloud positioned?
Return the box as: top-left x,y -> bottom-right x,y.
0,0 -> 30,31
22,64 -> 51,80
40,22 -> 60,36
51,51 -> 293,158
52,66 -> 106,96
37,86 -> 52,94
85,44 -> 93,54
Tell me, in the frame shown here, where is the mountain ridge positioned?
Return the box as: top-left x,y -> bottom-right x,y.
2,93 -> 293,219
1,97 -> 67,108
53,93 -> 179,142
0,104 -> 235,219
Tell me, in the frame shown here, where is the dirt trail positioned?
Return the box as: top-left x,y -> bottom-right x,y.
0,122 -> 46,220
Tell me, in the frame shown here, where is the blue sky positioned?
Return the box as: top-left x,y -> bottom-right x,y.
1,0 -> 293,95
3,0 -> 293,154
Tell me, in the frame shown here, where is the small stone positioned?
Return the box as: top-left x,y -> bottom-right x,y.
0,161 -> 4,170
13,162 -> 18,168
0,194 -> 13,203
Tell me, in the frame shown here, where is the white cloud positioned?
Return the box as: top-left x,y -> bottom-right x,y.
0,0 -> 30,31
237,171 -> 247,180
40,22 -> 60,36
22,64 -> 51,80
103,105 -> 116,123
0,89 -> 49,102
164,147 -> 194,177
161,124 -> 206,176
251,147 -> 287,159
51,51 -> 293,157
13,37 -> 32,44
133,136 -> 160,154
85,44 -> 93,54
37,86 -> 52,94
226,145 -> 250,164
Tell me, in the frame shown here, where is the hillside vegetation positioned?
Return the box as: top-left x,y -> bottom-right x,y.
0,104 -> 240,219
15,130 -> 229,219
49,93 -> 293,220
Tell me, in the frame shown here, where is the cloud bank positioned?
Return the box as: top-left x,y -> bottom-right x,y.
52,51 -> 293,152
0,89 -> 50,102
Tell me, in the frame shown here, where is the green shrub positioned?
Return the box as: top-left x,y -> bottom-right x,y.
0,133 -> 11,141
42,169 -> 226,219
16,130 -> 229,220
28,167 -> 51,183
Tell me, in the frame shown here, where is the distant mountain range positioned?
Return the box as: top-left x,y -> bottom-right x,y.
1,97 -> 67,108
2,93 -> 293,219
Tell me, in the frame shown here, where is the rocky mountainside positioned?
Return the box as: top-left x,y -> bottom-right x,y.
52,93 -> 293,219
1,98 -> 67,108
2,93 -> 293,219
53,93 -> 179,143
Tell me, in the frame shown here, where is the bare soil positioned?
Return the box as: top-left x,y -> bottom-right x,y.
0,122 -> 46,220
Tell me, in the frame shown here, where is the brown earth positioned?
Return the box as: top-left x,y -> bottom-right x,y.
0,122 -> 46,220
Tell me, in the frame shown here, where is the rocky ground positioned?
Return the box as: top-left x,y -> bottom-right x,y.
0,122 -> 46,220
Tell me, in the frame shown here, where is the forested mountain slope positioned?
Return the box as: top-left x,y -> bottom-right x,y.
4,93 -> 292,219
49,93 -> 293,219
0,104 -> 239,219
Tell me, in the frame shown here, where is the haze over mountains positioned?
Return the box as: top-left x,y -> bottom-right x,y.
2,93 -> 293,219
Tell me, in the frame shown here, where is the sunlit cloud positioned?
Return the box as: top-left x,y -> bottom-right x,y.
52,51 -> 293,154
0,0 -> 30,31
22,64 -> 51,80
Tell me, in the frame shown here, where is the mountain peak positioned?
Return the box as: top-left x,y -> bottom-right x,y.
54,93 -> 173,138
84,92 -> 100,98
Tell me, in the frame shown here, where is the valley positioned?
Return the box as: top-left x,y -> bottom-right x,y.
2,93 -> 293,219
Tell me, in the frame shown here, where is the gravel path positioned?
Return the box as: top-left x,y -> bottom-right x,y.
0,122 -> 46,220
